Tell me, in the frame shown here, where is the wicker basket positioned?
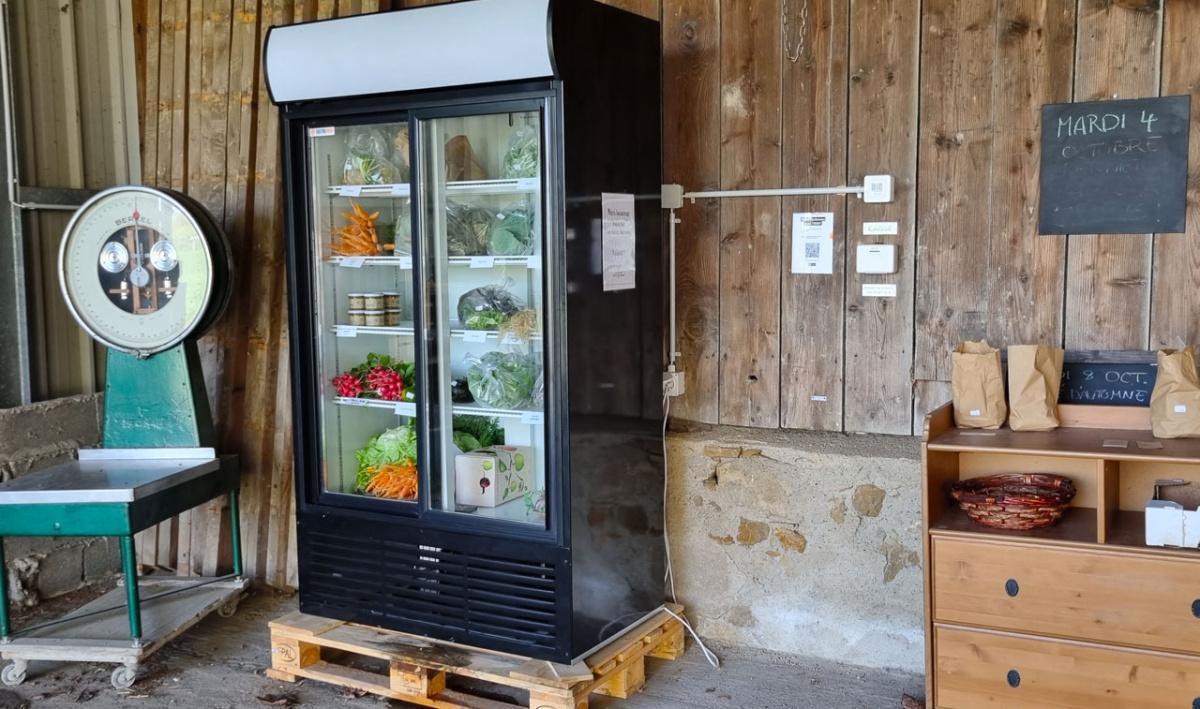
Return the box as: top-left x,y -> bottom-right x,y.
950,473 -> 1077,530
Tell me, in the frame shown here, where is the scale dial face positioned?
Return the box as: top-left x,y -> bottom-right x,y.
59,187 -> 216,356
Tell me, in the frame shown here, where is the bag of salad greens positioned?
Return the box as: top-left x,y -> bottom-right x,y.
457,281 -> 523,330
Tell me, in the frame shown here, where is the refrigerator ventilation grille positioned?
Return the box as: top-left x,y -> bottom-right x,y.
305,530 -> 559,652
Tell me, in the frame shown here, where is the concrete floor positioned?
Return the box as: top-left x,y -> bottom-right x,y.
0,586 -> 924,709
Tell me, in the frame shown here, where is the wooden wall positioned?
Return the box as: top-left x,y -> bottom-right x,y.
665,0 -> 1200,436
127,0 -> 1200,584
12,0 -> 141,402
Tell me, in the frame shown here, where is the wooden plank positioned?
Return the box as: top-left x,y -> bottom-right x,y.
913,0 -> 997,387
718,0 -> 781,428
843,0 -> 920,434
1063,0 -> 1161,351
1150,0 -> 1200,350
1056,403 -> 1151,430
779,0 -> 849,431
985,0 -> 1073,393
1097,458 -> 1118,543
265,316 -> 295,588
661,0 -> 720,425
598,0 -> 659,20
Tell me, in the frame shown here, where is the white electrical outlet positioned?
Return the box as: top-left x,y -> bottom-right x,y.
664,370 -> 686,397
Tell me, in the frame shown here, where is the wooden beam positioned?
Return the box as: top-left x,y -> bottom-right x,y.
718,0 -> 782,428
780,0 -> 849,431
662,0 -> 720,425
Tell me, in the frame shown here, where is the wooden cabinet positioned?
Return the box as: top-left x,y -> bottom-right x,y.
922,403 -> 1200,708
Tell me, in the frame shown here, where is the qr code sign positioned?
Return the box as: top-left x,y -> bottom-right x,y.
805,242 -> 821,260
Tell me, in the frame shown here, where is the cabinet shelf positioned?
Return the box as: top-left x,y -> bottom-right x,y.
928,425 -> 1200,464
331,325 -> 415,337
325,177 -> 539,199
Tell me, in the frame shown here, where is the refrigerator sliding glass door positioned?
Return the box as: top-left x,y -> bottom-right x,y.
307,118 -> 421,509
417,103 -> 548,529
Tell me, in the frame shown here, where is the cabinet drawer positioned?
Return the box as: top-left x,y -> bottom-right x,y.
933,537 -> 1200,654
935,625 -> 1200,708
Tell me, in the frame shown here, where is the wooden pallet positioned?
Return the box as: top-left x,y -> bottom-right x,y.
266,605 -> 687,709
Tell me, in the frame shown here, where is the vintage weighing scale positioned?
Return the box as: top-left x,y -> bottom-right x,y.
0,186 -> 247,690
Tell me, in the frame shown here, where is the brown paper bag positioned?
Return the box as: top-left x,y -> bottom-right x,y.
951,341 -> 1007,429
1006,345 -> 1064,431
1150,347 -> 1200,439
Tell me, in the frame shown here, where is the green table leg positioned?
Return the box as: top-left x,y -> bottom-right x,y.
0,537 -> 9,640
119,535 -> 141,642
228,489 -> 243,578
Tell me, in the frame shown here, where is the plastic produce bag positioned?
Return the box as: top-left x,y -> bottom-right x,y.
445,201 -> 494,256
457,280 -> 523,330
502,125 -> 540,179
343,126 -> 401,185
488,206 -> 534,256
466,352 -> 542,409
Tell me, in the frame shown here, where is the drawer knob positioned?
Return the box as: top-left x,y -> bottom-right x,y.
1005,579 -> 1019,597
1007,670 -> 1021,688
1192,599 -> 1200,618
1193,698 -> 1200,709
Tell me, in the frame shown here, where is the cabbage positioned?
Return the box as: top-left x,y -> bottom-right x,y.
354,422 -> 417,492
488,208 -> 533,256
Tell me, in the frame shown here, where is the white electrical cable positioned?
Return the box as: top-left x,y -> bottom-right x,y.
661,387 -> 720,669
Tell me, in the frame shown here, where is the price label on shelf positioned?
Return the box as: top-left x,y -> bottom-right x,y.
462,330 -> 488,343
469,256 -> 495,269
500,333 -> 523,346
339,256 -> 366,268
519,411 -> 544,425
336,325 -> 358,338
340,185 -> 363,197
398,256 -> 413,270
389,184 -> 408,197
394,402 -> 412,416
527,256 -> 540,269
343,398 -> 367,407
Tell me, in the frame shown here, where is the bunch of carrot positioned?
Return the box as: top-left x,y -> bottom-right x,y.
364,460 -> 418,500
332,200 -> 393,256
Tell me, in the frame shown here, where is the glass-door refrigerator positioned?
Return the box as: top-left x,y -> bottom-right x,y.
265,0 -> 663,662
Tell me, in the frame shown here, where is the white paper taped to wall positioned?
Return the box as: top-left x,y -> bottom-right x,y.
601,192 -> 636,291
791,212 -> 835,274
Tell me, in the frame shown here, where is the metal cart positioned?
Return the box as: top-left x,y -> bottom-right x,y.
0,447 -> 247,689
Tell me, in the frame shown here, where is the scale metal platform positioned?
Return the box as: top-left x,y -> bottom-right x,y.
0,187 -> 242,690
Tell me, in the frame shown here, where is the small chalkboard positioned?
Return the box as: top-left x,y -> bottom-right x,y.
1058,351 -> 1157,407
1039,95 -> 1190,235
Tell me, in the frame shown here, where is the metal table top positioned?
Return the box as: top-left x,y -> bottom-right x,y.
0,448 -> 219,504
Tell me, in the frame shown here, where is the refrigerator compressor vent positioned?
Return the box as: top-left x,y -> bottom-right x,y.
304,530 -> 560,653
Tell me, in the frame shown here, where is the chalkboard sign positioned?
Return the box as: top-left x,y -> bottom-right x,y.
1039,95 -> 1190,235
1058,351 -> 1157,407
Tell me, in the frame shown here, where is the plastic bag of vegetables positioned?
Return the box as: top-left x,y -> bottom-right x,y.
457,281 -> 523,330
466,351 -> 542,409
502,124 -> 539,179
452,415 -> 504,453
488,206 -> 534,256
445,201 -> 494,256
342,127 -> 401,185
354,421 -> 418,494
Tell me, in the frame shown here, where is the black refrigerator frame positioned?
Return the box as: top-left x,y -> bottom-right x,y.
274,0 -> 664,663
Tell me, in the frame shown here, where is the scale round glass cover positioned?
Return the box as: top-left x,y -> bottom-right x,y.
58,186 -> 231,357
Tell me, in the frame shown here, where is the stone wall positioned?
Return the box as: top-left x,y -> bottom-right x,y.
666,425 -> 924,673
0,394 -> 120,606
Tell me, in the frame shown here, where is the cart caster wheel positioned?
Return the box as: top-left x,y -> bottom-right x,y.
111,665 -> 138,690
217,600 -> 238,618
1,661 -> 27,687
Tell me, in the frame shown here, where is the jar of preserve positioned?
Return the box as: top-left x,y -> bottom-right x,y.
382,291 -> 402,310
347,310 -> 367,326
362,293 -> 385,310
385,309 -> 402,327
347,292 -> 368,310
363,310 -> 387,327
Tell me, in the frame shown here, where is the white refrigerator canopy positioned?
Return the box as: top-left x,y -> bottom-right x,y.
264,0 -> 555,104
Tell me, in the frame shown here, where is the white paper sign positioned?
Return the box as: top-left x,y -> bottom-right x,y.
336,325 -> 358,338
601,192 -> 636,291
340,185 -> 363,197
469,256 -> 495,269
520,411 -> 545,425
398,256 -> 413,270
462,330 -> 488,343
863,221 -> 899,235
862,283 -> 898,298
791,212 -> 835,274
339,256 -> 366,268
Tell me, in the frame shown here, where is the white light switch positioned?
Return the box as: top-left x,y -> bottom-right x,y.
856,244 -> 896,274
